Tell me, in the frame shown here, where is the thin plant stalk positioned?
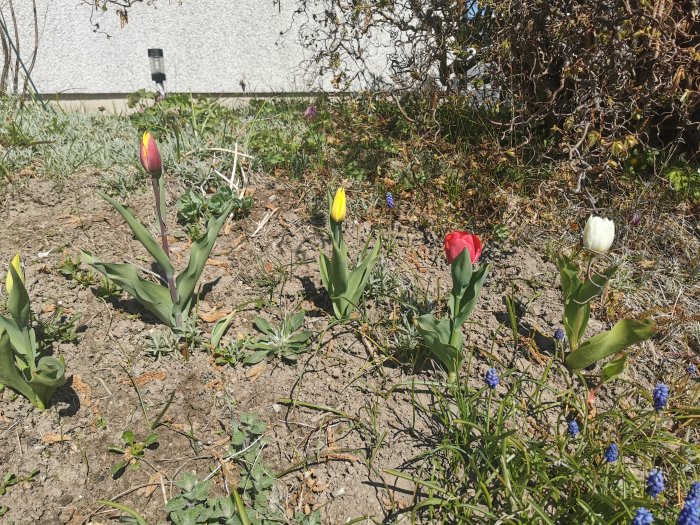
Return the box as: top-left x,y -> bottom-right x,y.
151,174 -> 181,328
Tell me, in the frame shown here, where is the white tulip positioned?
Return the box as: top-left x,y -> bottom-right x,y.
583,215 -> 615,253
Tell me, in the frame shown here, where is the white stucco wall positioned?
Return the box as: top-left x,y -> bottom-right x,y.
4,0 -> 337,95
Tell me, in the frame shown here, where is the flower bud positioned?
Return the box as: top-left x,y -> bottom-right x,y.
330,188 -> 346,223
303,105 -> 318,121
5,254 -> 23,295
582,215 -> 615,253
444,231 -> 482,264
139,131 -> 162,176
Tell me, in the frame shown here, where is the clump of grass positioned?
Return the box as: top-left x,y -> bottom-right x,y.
390,356 -> 700,523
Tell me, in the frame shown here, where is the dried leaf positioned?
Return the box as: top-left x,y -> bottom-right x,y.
43,432 -> 71,444
245,362 -> 267,381
140,472 -> 164,498
132,372 -> 166,386
200,309 -> 232,323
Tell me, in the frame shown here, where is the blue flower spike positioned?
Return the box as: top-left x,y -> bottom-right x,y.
567,419 -> 579,438
604,443 -> 619,463
554,327 -> 565,341
631,507 -> 654,525
687,481 -> 700,503
485,368 -> 499,389
386,192 -> 395,209
652,383 -> 669,411
678,497 -> 700,525
646,468 -> 664,498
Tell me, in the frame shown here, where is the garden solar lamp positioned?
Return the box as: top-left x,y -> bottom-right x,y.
148,48 -> 166,98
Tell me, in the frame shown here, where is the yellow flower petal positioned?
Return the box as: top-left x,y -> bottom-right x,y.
330,187 -> 346,223
5,253 -> 22,295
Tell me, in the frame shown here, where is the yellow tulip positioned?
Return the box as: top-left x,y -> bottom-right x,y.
330,187 -> 347,223
5,254 -> 23,295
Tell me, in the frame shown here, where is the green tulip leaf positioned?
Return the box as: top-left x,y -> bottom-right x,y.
82,252 -> 174,327
344,237 -> 381,310
601,352 -> 629,384
210,311 -> 235,349
565,319 -> 656,372
563,300 -> 590,351
0,328 -> 40,408
6,266 -> 30,329
556,254 -> 581,301
99,191 -> 175,280
175,201 -> 234,316
0,314 -> 31,359
28,356 -> 66,408
415,314 -> 463,380
451,263 -> 490,328
449,247 -> 473,302
575,264 -> 619,304
329,238 -> 349,297
319,253 -> 331,294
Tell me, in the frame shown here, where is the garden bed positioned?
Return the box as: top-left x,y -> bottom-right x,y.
0,98 -> 699,524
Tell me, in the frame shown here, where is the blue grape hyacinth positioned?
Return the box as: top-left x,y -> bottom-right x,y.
652,383 -> 669,411
678,497 -> 700,525
554,327 -> 565,341
689,364 -> 697,376
604,443 -> 619,463
632,507 -> 654,525
485,368 -> 499,389
386,192 -> 395,209
646,468 -> 664,498
688,482 -> 700,502
567,419 -> 579,438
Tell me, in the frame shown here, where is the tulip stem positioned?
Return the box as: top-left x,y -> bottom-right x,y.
151,176 -> 181,328
586,254 -> 595,281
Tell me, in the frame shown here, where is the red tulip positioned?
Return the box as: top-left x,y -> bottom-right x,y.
139,131 -> 162,176
444,231 -> 482,264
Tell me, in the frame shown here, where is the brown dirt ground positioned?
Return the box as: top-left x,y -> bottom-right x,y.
0,169 -> 698,524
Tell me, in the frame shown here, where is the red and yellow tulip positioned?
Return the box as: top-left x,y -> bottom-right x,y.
139,131 -> 162,176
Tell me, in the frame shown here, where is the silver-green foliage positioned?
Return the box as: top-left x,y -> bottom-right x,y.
244,312 -> 313,364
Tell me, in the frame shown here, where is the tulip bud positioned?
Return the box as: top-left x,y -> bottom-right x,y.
5,254 -> 23,295
139,131 -> 162,176
444,231 -> 482,264
330,187 -> 347,223
582,215 -> 615,253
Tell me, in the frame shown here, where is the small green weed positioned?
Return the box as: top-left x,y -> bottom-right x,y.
108,430 -> 159,478
213,336 -> 251,366
244,312 -> 312,364
0,468 -> 39,517
166,473 -> 240,525
166,412 -> 297,524
36,307 -> 80,346
177,186 -> 253,239
59,254 -> 96,287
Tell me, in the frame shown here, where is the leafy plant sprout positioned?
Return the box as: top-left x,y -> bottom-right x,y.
244,311 -> 312,364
